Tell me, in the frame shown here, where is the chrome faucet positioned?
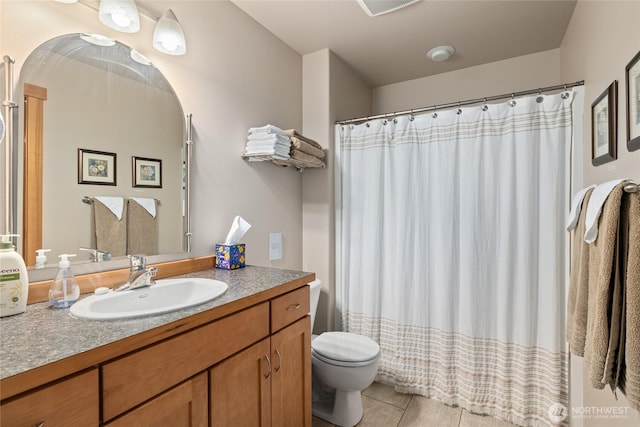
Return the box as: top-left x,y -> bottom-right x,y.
113,256 -> 157,292
79,247 -> 111,262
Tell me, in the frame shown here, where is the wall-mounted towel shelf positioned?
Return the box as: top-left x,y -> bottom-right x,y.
241,152 -> 325,171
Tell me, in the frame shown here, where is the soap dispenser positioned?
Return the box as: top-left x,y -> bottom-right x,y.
49,254 -> 80,308
0,234 -> 29,317
35,249 -> 51,269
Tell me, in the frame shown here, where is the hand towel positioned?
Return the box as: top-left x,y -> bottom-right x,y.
127,198 -> 158,256
130,197 -> 157,218
93,198 -> 127,257
584,179 -> 630,243
247,133 -> 291,144
248,124 -> 285,135
583,182 -> 626,389
566,187 -> 594,356
290,136 -> 325,159
567,185 -> 597,231
283,129 -> 323,150
290,149 -> 326,168
619,192 -> 640,409
94,196 -> 124,221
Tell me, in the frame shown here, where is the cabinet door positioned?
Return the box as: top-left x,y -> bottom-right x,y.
0,369 -> 98,426
210,338 -> 272,427
105,372 -> 207,427
271,316 -> 312,427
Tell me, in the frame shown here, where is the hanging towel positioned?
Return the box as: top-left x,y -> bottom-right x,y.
567,185 -> 597,231
130,197 -> 157,218
93,197 -> 127,257
567,187 -> 594,356
283,129 -> 323,150
127,198 -> 158,256
290,136 -> 325,159
584,178 -> 630,243
94,196 -> 124,221
619,192 -> 640,409
248,124 -> 285,135
583,182 -> 626,389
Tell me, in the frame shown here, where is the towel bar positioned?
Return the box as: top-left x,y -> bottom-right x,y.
623,182 -> 639,193
82,196 -> 162,205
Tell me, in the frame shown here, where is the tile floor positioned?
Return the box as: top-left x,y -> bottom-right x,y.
312,382 -> 517,427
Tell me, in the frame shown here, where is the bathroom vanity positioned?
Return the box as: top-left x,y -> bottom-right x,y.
0,264 -> 313,426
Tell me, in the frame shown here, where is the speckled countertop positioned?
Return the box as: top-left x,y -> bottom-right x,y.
0,266 -> 313,382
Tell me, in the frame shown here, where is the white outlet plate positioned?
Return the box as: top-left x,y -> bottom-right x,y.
269,233 -> 282,260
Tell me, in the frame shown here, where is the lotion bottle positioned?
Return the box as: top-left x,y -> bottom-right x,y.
0,234 -> 29,317
49,254 -> 80,308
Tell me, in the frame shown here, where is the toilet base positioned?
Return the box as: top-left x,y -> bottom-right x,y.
312,387 -> 364,427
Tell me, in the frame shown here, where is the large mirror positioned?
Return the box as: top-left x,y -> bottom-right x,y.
17,33 -> 188,272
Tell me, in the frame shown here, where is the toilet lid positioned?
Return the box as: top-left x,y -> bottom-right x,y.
311,332 -> 380,363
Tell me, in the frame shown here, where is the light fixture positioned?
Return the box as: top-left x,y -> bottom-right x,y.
153,9 -> 187,55
80,33 -> 116,47
54,0 -> 78,3
99,0 -> 140,33
426,45 -> 455,62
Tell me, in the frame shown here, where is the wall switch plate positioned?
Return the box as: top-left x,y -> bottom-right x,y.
269,233 -> 282,260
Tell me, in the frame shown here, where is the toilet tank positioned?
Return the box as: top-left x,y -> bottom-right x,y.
308,279 -> 322,332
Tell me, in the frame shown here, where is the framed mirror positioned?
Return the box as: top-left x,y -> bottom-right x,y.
16,33 -> 190,273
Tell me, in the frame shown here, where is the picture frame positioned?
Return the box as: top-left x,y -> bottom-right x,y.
132,156 -> 162,188
626,50 -> 640,151
591,81 -> 618,166
78,149 -> 117,185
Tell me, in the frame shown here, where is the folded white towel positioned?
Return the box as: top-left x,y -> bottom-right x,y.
246,141 -> 290,151
248,124 -> 285,135
130,197 -> 157,218
248,133 -> 291,144
584,178 -> 630,243
567,185 -> 597,231
244,148 -> 290,158
94,196 -> 124,221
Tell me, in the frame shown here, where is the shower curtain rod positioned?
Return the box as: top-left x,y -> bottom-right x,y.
335,80 -> 585,125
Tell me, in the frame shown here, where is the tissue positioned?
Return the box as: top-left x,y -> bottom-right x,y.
224,215 -> 251,245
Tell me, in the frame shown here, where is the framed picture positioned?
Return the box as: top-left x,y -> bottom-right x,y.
78,149 -> 117,185
626,50 -> 640,151
132,156 -> 162,188
591,81 -> 618,166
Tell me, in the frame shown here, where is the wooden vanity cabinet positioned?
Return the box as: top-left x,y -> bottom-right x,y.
0,369 -> 99,426
210,286 -> 312,427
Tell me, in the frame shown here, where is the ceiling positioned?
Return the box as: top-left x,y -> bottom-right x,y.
230,0 -> 577,87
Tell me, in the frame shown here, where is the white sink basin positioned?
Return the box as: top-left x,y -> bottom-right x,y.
70,278 -> 228,320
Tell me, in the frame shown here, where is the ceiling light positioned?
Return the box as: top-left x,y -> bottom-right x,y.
99,0 -> 140,33
80,33 -> 116,46
153,9 -> 186,55
357,0 -> 421,17
130,49 -> 152,66
426,45 -> 455,62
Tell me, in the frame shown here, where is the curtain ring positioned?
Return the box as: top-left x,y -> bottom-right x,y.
383,119 -> 388,125
509,94 -> 517,107
366,122 -> 370,127
432,106 -> 438,119
536,89 -> 544,104
481,98 -> 489,111
409,115 -> 415,121
456,102 -> 462,115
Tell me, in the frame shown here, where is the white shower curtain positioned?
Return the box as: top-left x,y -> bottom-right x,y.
336,92 -> 574,426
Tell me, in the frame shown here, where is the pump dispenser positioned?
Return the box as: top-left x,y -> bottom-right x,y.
35,249 -> 51,269
49,254 -> 80,308
0,234 -> 29,317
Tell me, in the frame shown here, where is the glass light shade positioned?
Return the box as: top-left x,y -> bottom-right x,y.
54,0 -> 79,3
99,0 -> 140,33
153,9 -> 186,55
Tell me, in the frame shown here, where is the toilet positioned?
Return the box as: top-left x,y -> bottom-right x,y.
308,280 -> 381,427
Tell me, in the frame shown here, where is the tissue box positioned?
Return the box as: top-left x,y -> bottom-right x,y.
215,244 -> 246,270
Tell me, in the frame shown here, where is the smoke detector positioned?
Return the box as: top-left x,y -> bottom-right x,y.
427,45 -> 455,62
357,0 -> 421,17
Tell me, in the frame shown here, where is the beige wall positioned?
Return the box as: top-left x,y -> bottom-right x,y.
1,0 -> 304,269
302,49 -> 371,333
561,1 -> 640,426
372,49 -> 562,114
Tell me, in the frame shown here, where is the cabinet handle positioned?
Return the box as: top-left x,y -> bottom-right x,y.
286,303 -> 301,311
274,348 -> 282,373
263,355 -> 272,379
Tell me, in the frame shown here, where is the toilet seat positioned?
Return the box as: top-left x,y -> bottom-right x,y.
312,332 -> 380,367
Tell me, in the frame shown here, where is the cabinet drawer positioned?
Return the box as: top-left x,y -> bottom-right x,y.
271,286 -> 309,333
103,302 -> 269,421
0,369 -> 99,426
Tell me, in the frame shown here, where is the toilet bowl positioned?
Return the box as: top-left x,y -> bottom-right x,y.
309,280 -> 380,427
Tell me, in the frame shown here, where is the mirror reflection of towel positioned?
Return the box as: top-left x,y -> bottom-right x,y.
94,198 -> 127,257
127,198 -> 158,256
